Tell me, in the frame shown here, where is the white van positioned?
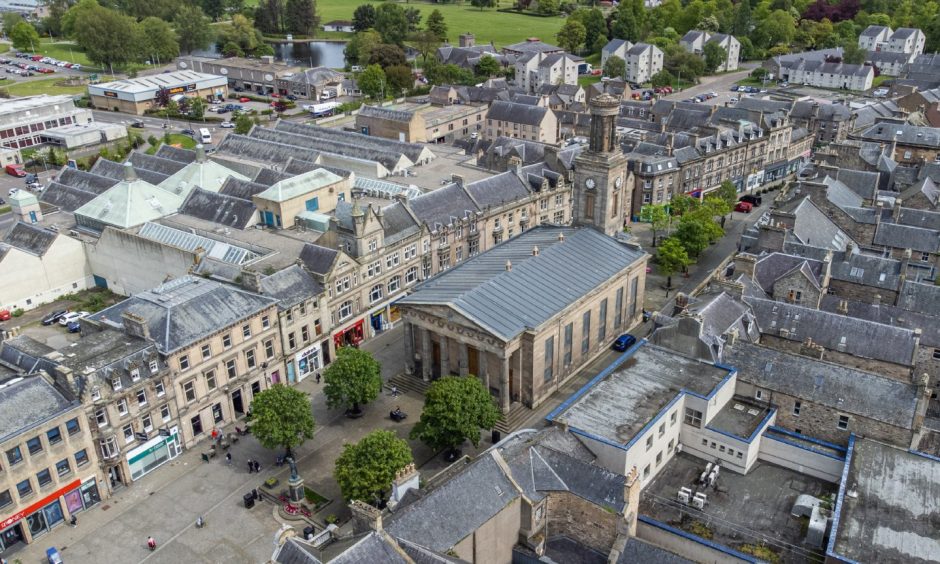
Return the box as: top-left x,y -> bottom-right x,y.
199,128 -> 212,144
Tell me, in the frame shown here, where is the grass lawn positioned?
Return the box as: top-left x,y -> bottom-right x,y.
2,77 -> 86,96
275,0 -> 564,48
578,75 -> 601,87
0,44 -> 9,54
872,74 -> 890,88
34,39 -> 93,68
145,134 -> 197,155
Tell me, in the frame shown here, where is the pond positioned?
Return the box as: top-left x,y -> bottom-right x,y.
193,41 -> 347,69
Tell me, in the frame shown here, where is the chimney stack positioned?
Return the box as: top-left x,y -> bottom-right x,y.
558,231 -> 565,242
893,198 -> 903,221
348,501 -> 383,534
121,311 -> 151,341
451,173 -> 464,188
508,156 -> 523,177
240,268 -> 263,293
837,299 -> 848,315
673,292 -> 689,317
532,245 -> 539,256
799,337 -> 825,360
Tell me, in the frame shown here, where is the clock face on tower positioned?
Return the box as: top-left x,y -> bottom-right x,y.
585,178 -> 596,189
614,176 -> 623,189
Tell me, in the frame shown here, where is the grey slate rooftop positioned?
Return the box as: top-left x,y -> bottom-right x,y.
275,120 -> 433,165
398,226 -> 647,341
554,343 -> 728,445
259,264 -> 324,309
831,438 -> 940,564
3,222 -> 57,256
250,127 -> 404,170
178,188 -> 257,229
216,134 -> 320,166
820,294 -> 940,348
90,276 -> 277,354
616,538 -> 693,564
0,377 -> 75,442
722,342 -> 918,429
486,100 -> 550,127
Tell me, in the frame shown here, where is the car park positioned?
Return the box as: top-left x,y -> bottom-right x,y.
612,334 -> 637,352
67,321 -> 82,333
42,310 -> 68,325
734,201 -> 753,213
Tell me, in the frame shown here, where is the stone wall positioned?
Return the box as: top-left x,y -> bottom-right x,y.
758,334 -> 912,382
545,491 -> 622,554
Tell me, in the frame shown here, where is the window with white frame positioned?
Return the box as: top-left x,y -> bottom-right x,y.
405,244 -> 417,260
117,398 -> 128,416
149,359 -> 159,373
122,424 -> 134,444
405,267 -> 418,285
367,261 -> 381,277
385,253 -> 399,269
142,413 -> 153,432
112,377 -> 123,391
242,324 -> 251,339
388,276 -> 401,294
130,368 -> 140,382
369,284 -> 384,303
136,389 -> 147,406
161,404 -> 171,421
335,276 -> 350,294
155,381 -> 165,397
338,300 -> 353,320
368,238 -> 377,252
201,344 -> 212,360
95,408 -> 108,428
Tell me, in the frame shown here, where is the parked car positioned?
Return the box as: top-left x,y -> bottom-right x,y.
0,310 -> 11,321
131,121 -> 145,128
238,97 -> 251,102
286,94 -> 297,101
220,121 -> 234,128
67,321 -> 82,333
59,311 -> 89,326
5,164 -> 26,177
734,201 -> 753,213
42,310 -> 69,325
611,334 -> 637,352
180,128 -> 196,136
739,194 -> 762,207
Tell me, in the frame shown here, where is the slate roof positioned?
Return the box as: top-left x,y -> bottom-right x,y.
216,134 -> 320,166
873,222 -> 940,253
860,25 -> 890,38
503,40 -> 563,54
723,342 -> 917,429
298,244 -> 338,276
486,100 -> 550,127
791,198 -> 853,250
464,170 -> 531,209
252,127 -> 406,171
178,188 -> 256,229
820,295 -> 940,348
3,222 -> 57,256
859,123 -> 940,148
0,336 -> 57,375
616,539 -> 694,564
91,158 -> 170,186
259,265 -> 323,309
380,201 -> 421,245
89,276 -> 277,354
275,121 -> 432,165
744,297 -> 917,366
128,152 -> 188,177
898,208 -> 940,231
896,279 -> 940,313
55,167 -> 118,195
408,182 -> 480,228
0,377 -> 75,442
154,144 -> 197,164
385,453 -> 520,552
219,177 -> 269,201
398,226 -> 647,341
603,38 -> 630,55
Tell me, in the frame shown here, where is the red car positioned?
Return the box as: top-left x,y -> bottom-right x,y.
5,164 -> 26,177
239,97 -> 250,102
734,201 -> 753,213
270,93 -> 280,98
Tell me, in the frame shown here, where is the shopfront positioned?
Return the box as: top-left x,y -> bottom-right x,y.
333,318 -> 364,349
126,427 -> 181,482
0,476 -> 100,549
294,343 -> 322,383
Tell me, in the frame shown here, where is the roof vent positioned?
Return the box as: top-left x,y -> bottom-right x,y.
123,162 -> 137,181
532,245 -> 539,256
558,232 -> 565,242
505,260 -> 512,271
195,144 -> 207,162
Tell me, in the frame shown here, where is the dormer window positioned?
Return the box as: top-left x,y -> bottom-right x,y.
112,377 -> 122,391
149,360 -> 159,373
130,368 -> 140,382
91,387 -> 101,401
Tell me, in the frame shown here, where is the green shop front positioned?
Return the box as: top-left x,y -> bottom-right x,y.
126,427 -> 181,481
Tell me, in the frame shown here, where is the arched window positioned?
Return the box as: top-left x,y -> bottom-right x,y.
338,300 -> 352,320
387,276 -> 401,294
405,267 -> 418,285
369,284 -> 384,304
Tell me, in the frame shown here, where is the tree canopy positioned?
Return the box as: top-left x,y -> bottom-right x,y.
603,55 -> 626,80
556,20 -> 586,54
426,9 -> 448,42
174,5 -> 212,55
322,346 -> 383,412
10,21 -> 39,51
410,376 -> 501,453
248,384 -> 315,456
334,430 -> 413,504
656,236 -> 691,285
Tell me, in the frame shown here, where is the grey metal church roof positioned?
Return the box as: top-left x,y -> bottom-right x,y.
398,226 -> 647,341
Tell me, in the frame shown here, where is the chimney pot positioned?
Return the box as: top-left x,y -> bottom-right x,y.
532,245 -> 539,256
505,259 -> 512,271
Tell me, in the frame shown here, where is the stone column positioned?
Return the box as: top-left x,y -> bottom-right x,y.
478,349 -> 489,390
403,322 -> 415,376
500,354 -> 511,414
458,342 -> 469,376
420,327 -> 431,382
440,335 -> 450,377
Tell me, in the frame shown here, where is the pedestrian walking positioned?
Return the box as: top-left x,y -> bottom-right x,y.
225,452 -> 232,466
253,460 -> 261,473
315,373 -> 321,384
247,459 -> 254,473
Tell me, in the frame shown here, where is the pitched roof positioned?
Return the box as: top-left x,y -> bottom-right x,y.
408,182 -> 480,228
91,158 -> 170,186
398,227 -> 647,341
873,222 -> 940,253
219,177 -> 269,201
791,198 -> 854,250
463,170 -> 531,208
3,222 -> 57,256
215,134 -> 321,166
255,168 -> 343,202
178,188 -> 257,229
74,166 -> 185,230
486,100 -> 550,127
723,342 -> 917,429
298,244 -> 338,275
0,377 -> 75,441
259,265 -> 324,309
90,276 -> 276,354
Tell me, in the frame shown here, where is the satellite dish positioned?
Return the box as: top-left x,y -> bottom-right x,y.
220,68 -> 228,75
264,74 -> 274,82
178,61 -> 188,69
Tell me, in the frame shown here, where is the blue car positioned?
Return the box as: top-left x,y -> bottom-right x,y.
612,334 -> 637,352
66,321 -> 81,333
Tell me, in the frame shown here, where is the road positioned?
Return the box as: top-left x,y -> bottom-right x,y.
661,64 -> 757,107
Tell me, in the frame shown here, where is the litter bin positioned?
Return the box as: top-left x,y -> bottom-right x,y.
491,430 -> 501,444
303,526 -> 315,541
243,492 -> 255,509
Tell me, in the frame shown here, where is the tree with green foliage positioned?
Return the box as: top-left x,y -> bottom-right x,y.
411,30 -> 441,63
647,203 -> 671,247
67,2 -> 142,67
41,0 -> 69,38
200,0 -> 224,20
404,7 -> 422,33
174,5 -> 212,55
732,0 -> 752,36
190,97 -> 206,120
254,0 -> 283,35
842,42 -> 867,65
375,3 -> 408,46
385,65 -> 413,94
216,14 -> 270,57
651,69 -> 676,88
675,215 -> 712,258
334,430 -> 413,504
426,9 -> 448,42
703,195 -> 732,221
2,12 -> 23,35
753,9 -> 796,50
670,193 -> 700,216
716,180 -> 738,208
352,4 -> 375,33
470,0 -> 495,10
656,237 -> 691,290
140,17 -> 179,65
537,0 -> 558,15
665,48 -> 705,81
703,41 -> 727,74
323,347 -> 382,414
285,0 -> 318,36
411,376 -> 501,456
234,112 -> 253,134
10,21 -> 39,51
569,8 -> 608,54
750,67 -> 768,81
248,384 -> 315,458
556,20 -> 586,54
425,58 -> 475,85
475,54 -> 501,78
369,43 -> 406,68
611,1 -> 640,42
603,55 -> 626,80
345,29 -> 381,66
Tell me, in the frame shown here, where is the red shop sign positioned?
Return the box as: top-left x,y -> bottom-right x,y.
0,478 -> 81,530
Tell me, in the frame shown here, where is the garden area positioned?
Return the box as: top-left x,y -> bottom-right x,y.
1,76 -> 86,96
144,133 -> 197,155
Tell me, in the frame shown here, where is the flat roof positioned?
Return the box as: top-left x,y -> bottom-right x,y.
0,94 -> 75,116
91,71 -> 226,94
642,452 -> 837,560
707,397 -> 771,440
832,438 -> 940,563
554,343 -> 729,446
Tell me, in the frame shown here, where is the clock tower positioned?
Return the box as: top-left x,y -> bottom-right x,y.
572,93 -> 630,236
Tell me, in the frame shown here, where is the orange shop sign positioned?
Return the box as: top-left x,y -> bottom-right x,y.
0,478 -> 80,530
